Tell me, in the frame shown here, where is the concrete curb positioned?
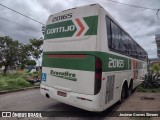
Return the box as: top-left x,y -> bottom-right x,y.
0,86 -> 40,94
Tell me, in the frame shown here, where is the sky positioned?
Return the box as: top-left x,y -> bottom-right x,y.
0,0 -> 160,59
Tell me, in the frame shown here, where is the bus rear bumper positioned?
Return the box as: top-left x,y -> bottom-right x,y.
40,84 -> 103,112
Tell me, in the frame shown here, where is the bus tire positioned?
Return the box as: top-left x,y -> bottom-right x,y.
121,84 -> 125,102
120,82 -> 128,103
128,80 -> 133,96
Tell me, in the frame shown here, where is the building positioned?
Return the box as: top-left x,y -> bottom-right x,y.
155,34 -> 160,57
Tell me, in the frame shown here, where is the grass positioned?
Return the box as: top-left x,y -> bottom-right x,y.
23,71 -> 41,79
0,72 -> 35,91
136,84 -> 160,93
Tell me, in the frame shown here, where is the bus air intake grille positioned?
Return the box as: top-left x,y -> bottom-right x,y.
105,75 -> 115,104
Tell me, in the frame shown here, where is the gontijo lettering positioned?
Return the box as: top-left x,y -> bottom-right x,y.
46,25 -> 75,34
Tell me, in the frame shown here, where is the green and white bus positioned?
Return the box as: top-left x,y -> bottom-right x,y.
40,4 -> 148,111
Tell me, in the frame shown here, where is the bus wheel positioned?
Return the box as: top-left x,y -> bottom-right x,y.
120,82 -> 128,103
128,81 -> 133,96
120,84 -> 126,103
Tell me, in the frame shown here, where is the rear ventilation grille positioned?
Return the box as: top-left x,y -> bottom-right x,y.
105,75 -> 115,104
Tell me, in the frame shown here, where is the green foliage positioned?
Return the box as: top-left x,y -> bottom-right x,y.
0,36 -> 21,74
26,60 -> 37,66
136,85 -> 160,92
29,38 -> 43,60
0,62 -> 3,67
18,44 -> 31,69
0,73 -> 32,91
23,71 -> 41,80
150,63 -> 160,74
141,72 -> 160,89
0,36 -> 43,74
32,71 -> 41,78
20,64 -> 25,70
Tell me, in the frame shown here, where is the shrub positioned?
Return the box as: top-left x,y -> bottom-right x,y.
150,63 -> 160,74
141,72 -> 160,89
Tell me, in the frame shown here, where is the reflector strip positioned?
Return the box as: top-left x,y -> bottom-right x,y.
77,97 -> 92,101
48,54 -> 87,58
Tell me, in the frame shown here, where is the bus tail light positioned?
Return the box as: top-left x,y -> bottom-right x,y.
94,57 -> 102,95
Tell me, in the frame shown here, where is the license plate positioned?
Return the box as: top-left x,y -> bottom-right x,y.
57,91 -> 67,97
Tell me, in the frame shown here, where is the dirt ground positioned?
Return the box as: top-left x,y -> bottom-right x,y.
108,91 -> 160,120
118,92 -> 160,111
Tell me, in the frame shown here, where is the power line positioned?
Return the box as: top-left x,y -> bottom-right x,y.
0,16 -> 41,32
107,0 -> 158,11
0,3 -> 45,25
0,17 -> 42,40
0,29 -> 39,41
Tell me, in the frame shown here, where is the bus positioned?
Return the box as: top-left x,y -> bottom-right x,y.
40,4 -> 148,111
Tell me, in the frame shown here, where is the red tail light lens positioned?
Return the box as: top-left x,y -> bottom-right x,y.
95,73 -> 102,80
96,59 -> 102,69
94,57 -> 102,95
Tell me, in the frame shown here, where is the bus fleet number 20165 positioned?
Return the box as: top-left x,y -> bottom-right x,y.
108,57 -> 124,68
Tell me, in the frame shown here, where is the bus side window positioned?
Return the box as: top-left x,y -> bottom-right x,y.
113,22 -> 122,51
106,16 -> 147,62
106,16 -> 125,54
128,37 -> 135,57
106,16 -> 112,49
122,31 -> 129,56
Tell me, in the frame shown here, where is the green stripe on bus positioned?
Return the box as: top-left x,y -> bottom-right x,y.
42,51 -> 132,72
84,16 -> 98,35
43,54 -> 95,71
44,16 -> 98,39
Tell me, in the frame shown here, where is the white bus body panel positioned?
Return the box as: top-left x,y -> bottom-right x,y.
41,4 -> 147,112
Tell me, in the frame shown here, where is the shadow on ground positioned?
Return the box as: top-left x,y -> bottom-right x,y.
43,100 -> 122,118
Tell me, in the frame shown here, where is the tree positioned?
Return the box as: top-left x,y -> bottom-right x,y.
0,36 -> 21,74
0,36 -> 43,74
27,60 -> 37,66
17,44 -> 31,70
0,62 -> 3,68
29,38 -> 43,65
